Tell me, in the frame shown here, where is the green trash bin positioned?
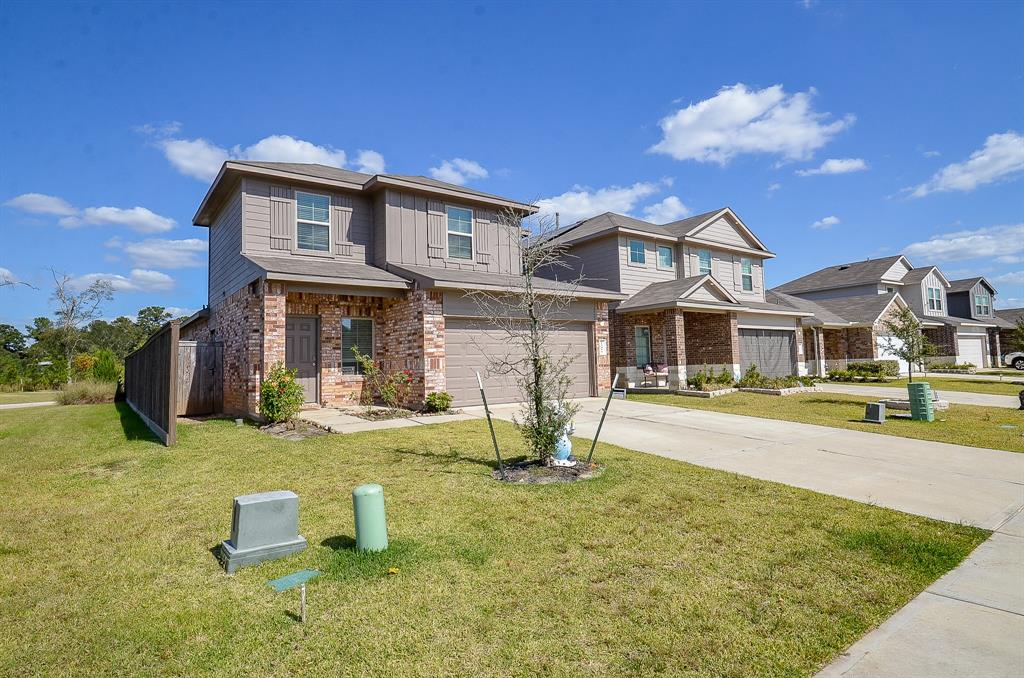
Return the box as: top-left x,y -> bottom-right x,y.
907,382 -> 934,422
352,483 -> 388,552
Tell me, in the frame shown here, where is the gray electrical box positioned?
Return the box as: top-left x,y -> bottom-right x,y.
220,490 -> 307,573
864,402 -> 886,424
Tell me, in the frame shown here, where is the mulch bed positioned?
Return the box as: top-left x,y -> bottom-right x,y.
350,408 -> 458,421
492,459 -> 604,484
260,419 -> 329,441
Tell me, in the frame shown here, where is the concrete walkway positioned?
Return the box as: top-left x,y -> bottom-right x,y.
0,401 -> 57,410
465,398 -> 1024,676
298,407 -> 476,434
818,382 -> 1020,408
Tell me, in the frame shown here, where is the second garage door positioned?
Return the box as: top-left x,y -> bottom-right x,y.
738,328 -> 796,378
445,319 -> 594,406
957,334 -> 986,368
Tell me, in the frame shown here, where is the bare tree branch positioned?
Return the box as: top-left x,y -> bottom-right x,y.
50,269 -> 113,383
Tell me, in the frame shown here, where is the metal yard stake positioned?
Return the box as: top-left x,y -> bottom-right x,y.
586,373 -> 620,465
477,372 -> 507,480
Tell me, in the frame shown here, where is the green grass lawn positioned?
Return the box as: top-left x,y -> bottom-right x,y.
0,390 -> 59,405
0,405 -> 987,676
977,368 -> 1024,376
831,376 -> 1024,396
631,392 -> 1024,453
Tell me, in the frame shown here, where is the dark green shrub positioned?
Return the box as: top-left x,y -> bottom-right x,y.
738,364 -> 766,388
92,349 -> 122,383
424,391 -> 453,413
688,370 -> 708,390
712,368 -> 735,386
259,363 -> 305,423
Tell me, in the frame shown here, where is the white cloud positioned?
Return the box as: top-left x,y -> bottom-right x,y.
154,130 -> 384,182
996,255 -> 1022,264
908,131 -> 1024,197
766,182 -> 782,196
133,121 -> 182,137
810,215 -> 840,230
536,180 -> 666,224
923,150 -> 941,158
648,83 -> 854,164
428,158 -> 489,185
71,269 -> 174,293
3,193 -> 78,216
796,158 -> 868,176
354,149 -> 386,174
0,267 -> 18,284
903,223 -> 1024,262
106,237 -> 206,268
642,196 -> 691,223
993,271 -> 1024,285
6,194 -> 175,233
996,297 -> 1022,309
165,306 -> 195,318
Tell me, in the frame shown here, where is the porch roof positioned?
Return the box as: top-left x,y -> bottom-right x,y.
387,264 -> 627,300
617,276 -> 812,316
245,254 -> 412,290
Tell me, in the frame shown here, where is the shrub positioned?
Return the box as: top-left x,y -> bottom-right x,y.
259,363 -> 305,423
424,391 -> 453,413
57,379 -> 117,405
713,368 -> 735,386
688,370 -> 708,390
738,364 -> 766,388
72,354 -> 96,379
352,348 -> 413,410
92,349 -> 122,383
928,361 -> 973,370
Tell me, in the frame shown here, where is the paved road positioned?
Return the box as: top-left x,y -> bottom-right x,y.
0,401 -> 57,410
465,397 -> 1024,678
818,382 -> 1021,408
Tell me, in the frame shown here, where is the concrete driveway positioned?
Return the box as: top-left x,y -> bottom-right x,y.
818,382 -> 1021,408
465,397 -> 1024,677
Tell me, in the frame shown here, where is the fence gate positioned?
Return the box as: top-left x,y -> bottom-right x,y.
177,341 -> 223,416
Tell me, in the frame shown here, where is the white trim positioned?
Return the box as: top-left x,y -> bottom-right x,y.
341,316 -> 375,375
627,238 -> 646,266
737,324 -> 797,331
656,244 -> 675,271
682,207 -> 773,254
740,257 -> 754,292
697,248 -> 712,276
445,204 -> 474,260
294,190 -> 332,255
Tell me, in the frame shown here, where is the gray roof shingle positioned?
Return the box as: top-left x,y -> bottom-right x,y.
387,264 -> 625,300
765,290 -> 849,325
806,292 -> 904,326
546,212 -> 674,245
231,161 -> 372,185
773,255 -> 906,294
616,275 -> 719,311
245,254 -> 411,288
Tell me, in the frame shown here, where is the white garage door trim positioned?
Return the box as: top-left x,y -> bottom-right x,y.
444,319 -> 595,406
956,334 -> 986,368
876,335 -> 907,374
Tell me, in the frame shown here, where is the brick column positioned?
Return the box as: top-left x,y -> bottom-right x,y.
663,309 -> 686,389
377,289 -> 445,408
259,281 -> 287,414
793,320 -> 807,376
593,302 -> 612,392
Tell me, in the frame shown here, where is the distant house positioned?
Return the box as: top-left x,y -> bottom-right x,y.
993,307 -> 1023,364
183,161 -> 621,416
541,208 -> 811,387
772,255 -> 1001,369
945,277 -> 1016,364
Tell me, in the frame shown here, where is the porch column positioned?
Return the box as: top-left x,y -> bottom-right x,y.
726,312 -> 741,380
815,327 -> 826,376
664,309 -> 687,389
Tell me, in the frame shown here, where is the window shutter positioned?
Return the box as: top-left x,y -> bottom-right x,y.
332,193 -> 354,256
688,249 -> 698,277
427,200 -> 445,258
753,260 -> 762,291
732,255 -> 741,291
269,185 -> 294,250
475,209 -> 492,264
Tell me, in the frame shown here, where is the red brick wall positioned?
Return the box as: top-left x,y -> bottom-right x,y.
206,281 -> 263,416
609,310 -> 668,369
923,325 -> 958,363
846,327 -> 875,360
683,311 -> 738,368
593,302 -> 611,391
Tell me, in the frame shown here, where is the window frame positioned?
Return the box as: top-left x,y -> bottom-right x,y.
294,190 -> 332,255
927,287 -> 943,311
634,325 -> 652,367
656,244 -> 674,271
975,293 -> 990,316
627,239 -> 646,266
446,205 -> 474,260
698,249 -> 712,276
740,257 -> 754,292
341,317 -> 374,376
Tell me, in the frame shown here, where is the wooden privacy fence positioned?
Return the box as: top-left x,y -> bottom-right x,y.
125,321 -> 223,446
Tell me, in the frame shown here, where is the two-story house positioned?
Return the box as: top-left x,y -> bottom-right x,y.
183,161 -> 620,415
772,255 -> 1000,369
945,277 -> 1012,366
541,208 -> 812,388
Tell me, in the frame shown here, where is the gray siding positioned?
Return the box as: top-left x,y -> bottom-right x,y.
793,283 -> 881,301
690,215 -> 758,249
208,186 -> 258,305
617,236 -> 676,296
544,235 -> 620,290
242,177 -> 374,263
883,258 -> 911,281
919,270 -> 947,317
681,245 -> 764,302
381,189 -> 521,274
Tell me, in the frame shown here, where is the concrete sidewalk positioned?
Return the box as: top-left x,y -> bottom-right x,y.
465,398 -> 1024,677
818,382 -> 1020,408
0,401 -> 57,410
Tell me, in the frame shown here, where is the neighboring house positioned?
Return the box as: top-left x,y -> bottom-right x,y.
945,277 -> 1012,365
541,208 -> 812,387
993,307 -> 1024,364
772,255 -> 999,368
183,161 -> 621,415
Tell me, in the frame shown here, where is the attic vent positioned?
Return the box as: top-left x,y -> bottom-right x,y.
837,265 -> 850,271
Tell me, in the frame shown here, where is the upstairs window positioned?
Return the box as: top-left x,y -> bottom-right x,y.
341,318 -> 373,375
628,239 -> 645,265
446,206 -> 473,259
296,191 -> 331,252
698,249 -> 712,275
741,257 -> 753,291
927,287 -> 943,311
975,293 -> 990,315
657,245 -> 674,269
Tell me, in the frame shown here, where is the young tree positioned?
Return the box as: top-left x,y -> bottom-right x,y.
467,208 -> 584,464
50,270 -> 113,383
880,307 -> 935,383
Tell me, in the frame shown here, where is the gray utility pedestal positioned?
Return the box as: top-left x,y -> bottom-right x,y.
220,490 -> 307,573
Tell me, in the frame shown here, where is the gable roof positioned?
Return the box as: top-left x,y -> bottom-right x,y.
766,290 -> 851,326
900,265 -> 950,287
662,207 -> 771,253
947,276 -> 997,295
808,292 -> 909,326
995,307 -> 1023,325
616,274 -> 739,312
773,255 -> 911,294
386,264 -> 626,300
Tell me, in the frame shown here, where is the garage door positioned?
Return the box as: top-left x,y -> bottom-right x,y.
876,335 -> 908,374
445,319 -> 594,406
957,334 -> 986,368
738,328 -> 796,378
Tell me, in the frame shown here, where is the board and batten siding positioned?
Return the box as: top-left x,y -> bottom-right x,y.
242,177 -> 374,263
918,270 -> 947,317
542,235 -> 621,291
381,189 -> 521,274
208,187 -> 259,305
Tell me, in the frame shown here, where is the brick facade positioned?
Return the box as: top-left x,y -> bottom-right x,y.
683,311 -> 739,371
923,325 -> 958,364
593,302 -> 612,391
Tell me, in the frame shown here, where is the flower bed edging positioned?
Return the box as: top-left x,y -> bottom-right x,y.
737,385 -> 822,396
673,388 -> 738,398
927,368 -> 977,375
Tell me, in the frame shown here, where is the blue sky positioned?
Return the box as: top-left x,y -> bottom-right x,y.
2,0 -> 1022,329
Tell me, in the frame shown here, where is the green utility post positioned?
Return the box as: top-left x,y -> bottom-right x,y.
907,382 -> 934,422
352,483 -> 388,552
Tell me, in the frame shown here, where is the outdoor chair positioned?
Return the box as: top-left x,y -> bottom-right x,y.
641,363 -> 669,387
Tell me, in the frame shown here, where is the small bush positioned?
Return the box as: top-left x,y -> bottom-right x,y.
72,354 -> 96,379
424,391 -> 453,413
712,368 -> 735,386
259,363 -> 305,423
57,379 -> 116,405
352,348 -> 413,410
688,370 -> 708,390
928,361 -> 973,370
92,349 -> 122,383
737,364 -> 765,388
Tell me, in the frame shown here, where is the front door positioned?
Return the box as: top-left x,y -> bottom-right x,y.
286,316 -> 319,403
634,326 -> 652,367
